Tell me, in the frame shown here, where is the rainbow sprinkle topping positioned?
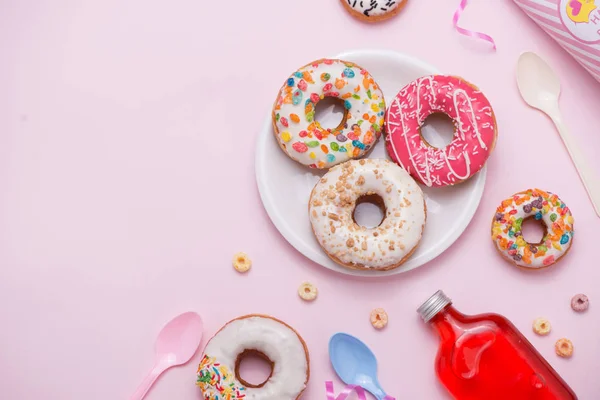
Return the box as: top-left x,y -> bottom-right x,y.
196,355 -> 246,400
492,188 -> 574,268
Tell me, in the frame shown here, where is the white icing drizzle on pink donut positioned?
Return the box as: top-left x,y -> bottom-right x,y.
385,75 -> 497,187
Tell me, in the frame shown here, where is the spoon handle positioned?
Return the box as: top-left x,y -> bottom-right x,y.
551,113 -> 600,218
363,381 -> 389,400
130,361 -> 167,400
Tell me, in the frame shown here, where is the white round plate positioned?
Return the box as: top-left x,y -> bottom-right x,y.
255,49 -> 487,277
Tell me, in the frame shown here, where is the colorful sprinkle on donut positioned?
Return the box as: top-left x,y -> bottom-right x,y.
491,189 -> 574,270
196,355 -> 246,399
273,59 -> 385,168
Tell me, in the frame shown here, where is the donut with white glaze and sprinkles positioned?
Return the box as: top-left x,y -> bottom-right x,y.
385,75 -> 498,187
340,0 -> 408,22
308,158 -> 426,271
491,189 -> 574,270
196,314 -> 309,400
273,59 -> 385,169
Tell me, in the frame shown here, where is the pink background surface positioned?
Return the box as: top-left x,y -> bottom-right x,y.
1,0 -> 600,399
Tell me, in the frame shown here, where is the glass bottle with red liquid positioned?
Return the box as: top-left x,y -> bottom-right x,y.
418,290 -> 577,400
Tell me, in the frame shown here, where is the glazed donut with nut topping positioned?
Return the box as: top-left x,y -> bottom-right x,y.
308,158 -> 426,271
196,315 -> 309,400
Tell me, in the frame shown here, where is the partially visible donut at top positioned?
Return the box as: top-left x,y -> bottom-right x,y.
196,314 -> 309,400
385,75 -> 498,187
272,59 -> 385,169
340,0 -> 408,23
491,189 -> 574,270
308,159 -> 426,271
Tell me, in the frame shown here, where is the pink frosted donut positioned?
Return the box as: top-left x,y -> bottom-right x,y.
384,75 -> 498,187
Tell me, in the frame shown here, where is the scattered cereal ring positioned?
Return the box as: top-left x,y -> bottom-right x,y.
491,189 -> 574,270
532,317 -> 552,336
555,338 -> 574,358
370,308 -> 388,330
272,59 -> 384,169
340,0 -> 408,23
571,294 -> 589,312
298,282 -> 318,301
232,252 -> 251,273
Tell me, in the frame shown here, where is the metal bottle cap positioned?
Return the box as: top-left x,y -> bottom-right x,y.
417,290 -> 452,322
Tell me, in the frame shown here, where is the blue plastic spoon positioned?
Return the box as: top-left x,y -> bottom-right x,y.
329,333 -> 389,400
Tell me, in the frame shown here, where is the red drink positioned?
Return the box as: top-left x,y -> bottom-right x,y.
418,291 -> 577,400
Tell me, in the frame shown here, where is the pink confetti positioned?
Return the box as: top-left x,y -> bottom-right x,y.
325,381 -> 396,400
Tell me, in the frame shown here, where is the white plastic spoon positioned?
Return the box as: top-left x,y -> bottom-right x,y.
517,51 -> 600,217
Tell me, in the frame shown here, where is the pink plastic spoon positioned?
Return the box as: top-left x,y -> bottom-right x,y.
130,312 -> 204,400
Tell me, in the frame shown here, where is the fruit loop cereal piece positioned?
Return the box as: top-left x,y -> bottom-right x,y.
340,0 -> 408,23
370,308 -> 388,329
571,294 -> 589,312
532,317 -> 551,336
491,189 -> 574,270
298,282 -> 318,301
555,338 -> 574,358
232,252 -> 251,273
272,59 -> 385,169
308,159 -> 426,271
385,75 -> 498,187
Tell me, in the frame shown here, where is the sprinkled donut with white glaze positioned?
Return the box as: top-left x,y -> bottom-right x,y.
308,159 -> 426,270
340,0 -> 408,22
196,315 -> 309,400
491,189 -> 574,270
273,59 -> 385,169
385,75 -> 498,187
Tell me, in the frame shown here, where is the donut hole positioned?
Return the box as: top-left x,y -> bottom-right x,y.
235,349 -> 274,388
521,217 -> 547,245
420,113 -> 456,149
352,193 -> 386,229
314,97 -> 348,131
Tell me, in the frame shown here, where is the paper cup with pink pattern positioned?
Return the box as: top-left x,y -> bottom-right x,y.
514,0 -> 600,82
